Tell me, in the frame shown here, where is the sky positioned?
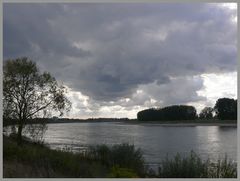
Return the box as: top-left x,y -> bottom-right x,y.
3,3 -> 237,119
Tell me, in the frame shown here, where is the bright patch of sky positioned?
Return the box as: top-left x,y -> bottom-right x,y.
198,72 -> 237,106
220,3 -> 237,22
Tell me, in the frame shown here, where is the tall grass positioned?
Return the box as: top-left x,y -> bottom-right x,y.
158,151 -> 237,178
207,156 -> 237,178
4,135 -> 108,177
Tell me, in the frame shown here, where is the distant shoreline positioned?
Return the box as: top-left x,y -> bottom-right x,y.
3,118 -> 237,127
45,119 -> 237,127
125,122 -> 237,127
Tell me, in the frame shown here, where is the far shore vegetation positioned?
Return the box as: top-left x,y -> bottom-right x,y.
3,116 -> 237,128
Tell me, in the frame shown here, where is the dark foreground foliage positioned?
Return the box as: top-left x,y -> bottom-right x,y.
158,151 -> 237,178
86,143 -> 145,177
3,135 -> 237,178
3,135 -> 143,178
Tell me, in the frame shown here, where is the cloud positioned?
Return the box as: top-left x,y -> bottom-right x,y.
198,72 -> 237,105
3,3 -> 237,118
111,75 -> 206,108
4,4 -> 91,64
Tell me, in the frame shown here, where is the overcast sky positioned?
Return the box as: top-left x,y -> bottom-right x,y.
3,3 -> 237,119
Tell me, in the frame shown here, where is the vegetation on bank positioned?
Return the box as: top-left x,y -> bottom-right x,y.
214,98 -> 237,120
137,98 -> 237,122
3,116 -> 237,128
3,135 -> 144,178
3,135 -> 237,178
137,105 -> 197,121
158,151 -> 237,178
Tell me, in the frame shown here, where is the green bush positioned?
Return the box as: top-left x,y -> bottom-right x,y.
87,143 -> 145,176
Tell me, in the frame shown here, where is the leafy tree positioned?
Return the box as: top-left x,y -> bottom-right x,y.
137,108 -> 160,121
199,107 -> 213,119
214,98 -> 237,120
137,105 -> 197,121
3,57 -> 71,144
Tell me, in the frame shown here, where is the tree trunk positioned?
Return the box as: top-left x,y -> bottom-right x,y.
17,123 -> 23,145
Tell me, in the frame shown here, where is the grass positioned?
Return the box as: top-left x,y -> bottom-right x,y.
3,135 -> 144,178
4,136 -> 106,177
3,135 -> 237,178
158,151 -> 237,178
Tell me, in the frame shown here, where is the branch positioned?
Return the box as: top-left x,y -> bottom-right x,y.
26,100 -> 53,118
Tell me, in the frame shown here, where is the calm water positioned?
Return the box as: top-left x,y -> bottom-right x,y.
43,122 -> 237,165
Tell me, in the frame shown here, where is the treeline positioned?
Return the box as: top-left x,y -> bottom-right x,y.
137,98 -> 237,121
137,105 -> 197,121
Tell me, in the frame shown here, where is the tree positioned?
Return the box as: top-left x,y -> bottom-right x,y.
137,105 -> 197,121
214,98 -> 237,120
3,57 -> 71,144
199,107 -> 213,119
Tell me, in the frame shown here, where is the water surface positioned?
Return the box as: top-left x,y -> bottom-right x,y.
43,122 -> 237,165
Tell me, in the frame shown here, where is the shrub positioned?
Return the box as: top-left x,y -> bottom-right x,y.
87,143 -> 145,176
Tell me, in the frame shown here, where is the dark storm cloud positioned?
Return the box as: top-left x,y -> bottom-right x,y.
4,3 -> 237,106
3,4 -> 91,59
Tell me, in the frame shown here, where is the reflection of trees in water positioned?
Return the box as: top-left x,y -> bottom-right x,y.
4,123 -> 47,143
218,126 -> 236,131
23,123 -> 48,143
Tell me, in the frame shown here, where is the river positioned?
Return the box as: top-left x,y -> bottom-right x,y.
42,122 -> 237,167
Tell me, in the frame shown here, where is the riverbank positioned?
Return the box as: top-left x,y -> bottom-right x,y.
3,135 -> 145,178
47,120 -> 237,127
3,135 -> 237,178
3,118 -> 237,127
125,122 -> 237,127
